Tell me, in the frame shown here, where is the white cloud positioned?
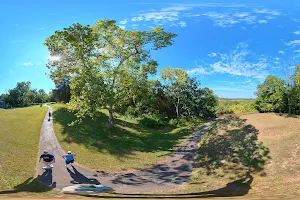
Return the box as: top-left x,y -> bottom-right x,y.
275,57 -> 280,60
286,40 -> 300,48
258,20 -> 268,24
129,4 -> 282,28
294,50 -> 300,53
118,25 -> 126,29
190,42 -> 269,79
187,67 -> 211,75
120,19 -> 128,25
178,21 -> 187,27
37,27 -> 44,30
233,12 -> 250,18
23,62 -> 33,66
265,16 -> 275,20
212,87 -> 249,92
278,51 -> 285,55
294,31 -> 300,35
253,9 -> 281,16
208,52 -> 217,57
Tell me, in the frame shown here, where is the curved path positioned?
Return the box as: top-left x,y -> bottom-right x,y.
35,105 -> 212,193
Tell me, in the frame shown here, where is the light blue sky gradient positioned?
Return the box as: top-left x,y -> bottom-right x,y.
1,0 -> 300,98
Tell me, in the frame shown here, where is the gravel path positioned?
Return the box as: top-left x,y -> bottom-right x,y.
35,105 -> 212,193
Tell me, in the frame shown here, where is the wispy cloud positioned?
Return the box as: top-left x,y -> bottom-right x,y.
118,25 -> 126,29
187,66 -> 211,75
36,27 -> 45,30
128,4 -> 282,28
212,87 -> 249,92
253,9 -> 281,16
278,51 -> 285,55
23,62 -> 33,66
294,31 -> 300,35
189,42 -> 269,79
120,19 -> 128,25
11,40 -> 25,43
208,52 -> 217,57
258,20 -> 268,24
286,40 -> 300,48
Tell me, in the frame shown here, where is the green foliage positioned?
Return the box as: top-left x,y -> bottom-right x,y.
217,100 -> 257,115
45,20 -> 177,128
138,113 -> 167,128
255,75 -> 286,113
1,82 -> 50,108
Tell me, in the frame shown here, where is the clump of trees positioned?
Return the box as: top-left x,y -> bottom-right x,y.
255,65 -> 300,114
44,19 -> 218,128
217,100 -> 257,116
0,82 -> 49,108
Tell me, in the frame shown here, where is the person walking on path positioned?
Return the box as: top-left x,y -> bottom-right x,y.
39,150 -> 55,169
62,151 -> 76,167
48,111 -> 51,121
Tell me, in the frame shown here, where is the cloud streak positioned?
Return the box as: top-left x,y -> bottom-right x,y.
188,42 -> 269,79
128,4 -> 283,28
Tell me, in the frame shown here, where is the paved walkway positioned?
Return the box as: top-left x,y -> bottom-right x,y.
36,105 -> 212,193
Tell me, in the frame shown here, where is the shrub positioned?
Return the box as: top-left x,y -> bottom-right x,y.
138,113 -> 166,128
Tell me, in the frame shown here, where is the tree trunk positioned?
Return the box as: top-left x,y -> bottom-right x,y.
288,93 -> 291,115
175,97 -> 180,119
108,106 -> 114,129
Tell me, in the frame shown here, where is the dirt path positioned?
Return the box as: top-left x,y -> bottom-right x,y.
36,105 -> 211,193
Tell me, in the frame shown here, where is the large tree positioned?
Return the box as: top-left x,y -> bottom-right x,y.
45,20 -> 176,128
160,68 -> 190,119
255,75 -> 286,113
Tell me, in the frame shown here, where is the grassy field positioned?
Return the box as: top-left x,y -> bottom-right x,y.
51,104 -> 201,171
171,113 -> 300,197
0,106 -> 47,191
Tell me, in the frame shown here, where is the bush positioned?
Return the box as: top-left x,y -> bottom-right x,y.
138,113 -> 167,128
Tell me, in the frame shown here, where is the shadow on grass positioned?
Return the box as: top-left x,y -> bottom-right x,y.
196,116 -> 271,179
81,175 -> 253,198
275,113 -> 300,119
53,108 -> 195,157
0,170 -> 56,194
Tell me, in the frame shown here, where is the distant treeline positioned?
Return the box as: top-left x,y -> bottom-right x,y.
216,99 -> 257,116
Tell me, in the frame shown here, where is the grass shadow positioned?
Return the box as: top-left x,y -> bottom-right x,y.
53,107 -> 195,157
195,116 -> 271,179
0,170 -> 56,194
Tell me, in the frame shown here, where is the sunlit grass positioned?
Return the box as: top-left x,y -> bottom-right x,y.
52,104 -> 200,171
0,106 -> 47,190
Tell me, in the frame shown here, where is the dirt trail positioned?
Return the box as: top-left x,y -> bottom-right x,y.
36,105 -> 211,193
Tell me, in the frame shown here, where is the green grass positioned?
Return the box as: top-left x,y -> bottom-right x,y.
0,106 -> 47,191
52,104 -> 200,171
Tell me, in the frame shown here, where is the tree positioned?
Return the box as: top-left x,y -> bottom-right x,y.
45,20 -> 176,128
255,76 -> 286,113
160,68 -> 190,119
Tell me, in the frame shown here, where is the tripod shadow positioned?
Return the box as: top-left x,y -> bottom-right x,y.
67,166 -> 100,185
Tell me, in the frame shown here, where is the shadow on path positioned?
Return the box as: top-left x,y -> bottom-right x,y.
67,166 -> 100,185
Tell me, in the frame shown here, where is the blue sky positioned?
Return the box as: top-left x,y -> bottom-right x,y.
1,0 -> 300,98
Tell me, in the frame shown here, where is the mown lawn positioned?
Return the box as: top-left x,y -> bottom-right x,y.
169,116 -> 271,197
51,104 -> 201,171
0,106 -> 47,191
